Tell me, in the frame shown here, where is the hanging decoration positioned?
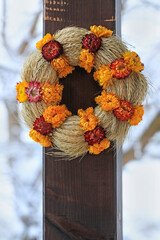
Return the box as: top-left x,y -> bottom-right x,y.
16,25 -> 148,159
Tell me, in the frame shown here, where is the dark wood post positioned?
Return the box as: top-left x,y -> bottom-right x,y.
43,1 -> 122,240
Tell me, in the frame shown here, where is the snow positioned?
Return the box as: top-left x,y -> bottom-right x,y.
123,144 -> 160,240
0,0 -> 43,239
122,2 -> 160,238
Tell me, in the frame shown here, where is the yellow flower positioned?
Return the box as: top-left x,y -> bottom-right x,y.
123,51 -> 144,72
16,81 -> 29,103
93,65 -> 114,88
51,55 -> 74,78
43,105 -> 72,128
90,25 -> 113,38
79,49 -> 95,73
36,33 -> 54,50
128,105 -> 144,126
89,138 -> 110,154
78,107 -> 100,132
41,82 -> 63,104
95,90 -> 120,111
29,129 -> 52,147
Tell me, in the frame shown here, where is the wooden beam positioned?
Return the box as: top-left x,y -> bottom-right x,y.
43,1 -> 122,239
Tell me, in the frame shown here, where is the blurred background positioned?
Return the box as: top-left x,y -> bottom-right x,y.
0,0 -> 160,239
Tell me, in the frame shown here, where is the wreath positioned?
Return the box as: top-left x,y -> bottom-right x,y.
16,25 -> 148,159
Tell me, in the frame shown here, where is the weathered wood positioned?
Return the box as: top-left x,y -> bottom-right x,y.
43,1 -> 122,239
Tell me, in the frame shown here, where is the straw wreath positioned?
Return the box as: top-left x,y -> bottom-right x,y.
16,25 -> 148,159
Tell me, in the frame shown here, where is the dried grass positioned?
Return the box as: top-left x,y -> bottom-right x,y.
20,27 -> 148,158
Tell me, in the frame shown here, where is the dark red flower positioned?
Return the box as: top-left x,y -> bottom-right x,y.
113,100 -> 134,121
85,126 -> 106,146
110,58 -> 132,79
42,40 -> 63,61
82,33 -> 101,53
33,116 -> 53,135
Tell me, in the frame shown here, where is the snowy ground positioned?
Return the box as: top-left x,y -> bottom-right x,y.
0,0 -> 160,239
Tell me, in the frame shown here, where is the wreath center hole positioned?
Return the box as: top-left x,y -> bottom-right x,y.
59,66 -> 102,115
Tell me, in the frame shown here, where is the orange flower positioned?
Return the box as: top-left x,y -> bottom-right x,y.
36,33 -> 54,50
43,105 -> 71,128
128,105 -> 144,126
78,107 -> 100,132
29,129 -> 52,147
90,25 -> 113,38
51,55 -> 74,78
95,90 -> 120,111
41,82 -> 63,104
79,49 -> 95,73
113,100 -> 134,121
110,58 -> 132,79
93,65 -> 114,88
123,51 -> 144,72
16,81 -> 29,102
88,138 -> 110,154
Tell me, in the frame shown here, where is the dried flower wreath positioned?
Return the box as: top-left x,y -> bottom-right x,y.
16,25 -> 148,159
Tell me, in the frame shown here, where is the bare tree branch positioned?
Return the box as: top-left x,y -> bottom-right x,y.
1,0 -> 8,49
123,113 -> 160,165
18,11 -> 42,55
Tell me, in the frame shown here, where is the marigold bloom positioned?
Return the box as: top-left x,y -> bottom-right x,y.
79,49 -> 95,73
93,65 -> 114,88
29,129 -> 52,147
43,105 -> 71,128
123,51 -> 144,72
33,116 -> 53,135
41,82 -> 63,104
88,138 -> 110,154
110,58 -> 132,79
90,25 -> 113,38
85,126 -> 106,145
25,81 -> 42,103
113,100 -> 134,121
16,81 -> 29,102
128,105 -> 144,126
78,107 -> 100,132
36,33 -> 54,50
51,55 -> 74,78
95,90 -> 120,111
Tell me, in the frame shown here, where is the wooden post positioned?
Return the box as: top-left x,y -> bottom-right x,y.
43,1 -> 122,239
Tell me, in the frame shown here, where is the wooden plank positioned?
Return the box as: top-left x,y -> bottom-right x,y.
43,0 -> 122,239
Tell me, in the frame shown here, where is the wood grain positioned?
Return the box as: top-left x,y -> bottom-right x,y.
43,1 -> 122,239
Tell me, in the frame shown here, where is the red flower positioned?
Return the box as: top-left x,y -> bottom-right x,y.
42,40 -> 63,61
110,58 -> 132,79
85,126 -> 106,145
113,100 -> 134,121
33,116 -> 53,135
25,81 -> 42,103
82,33 -> 101,53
